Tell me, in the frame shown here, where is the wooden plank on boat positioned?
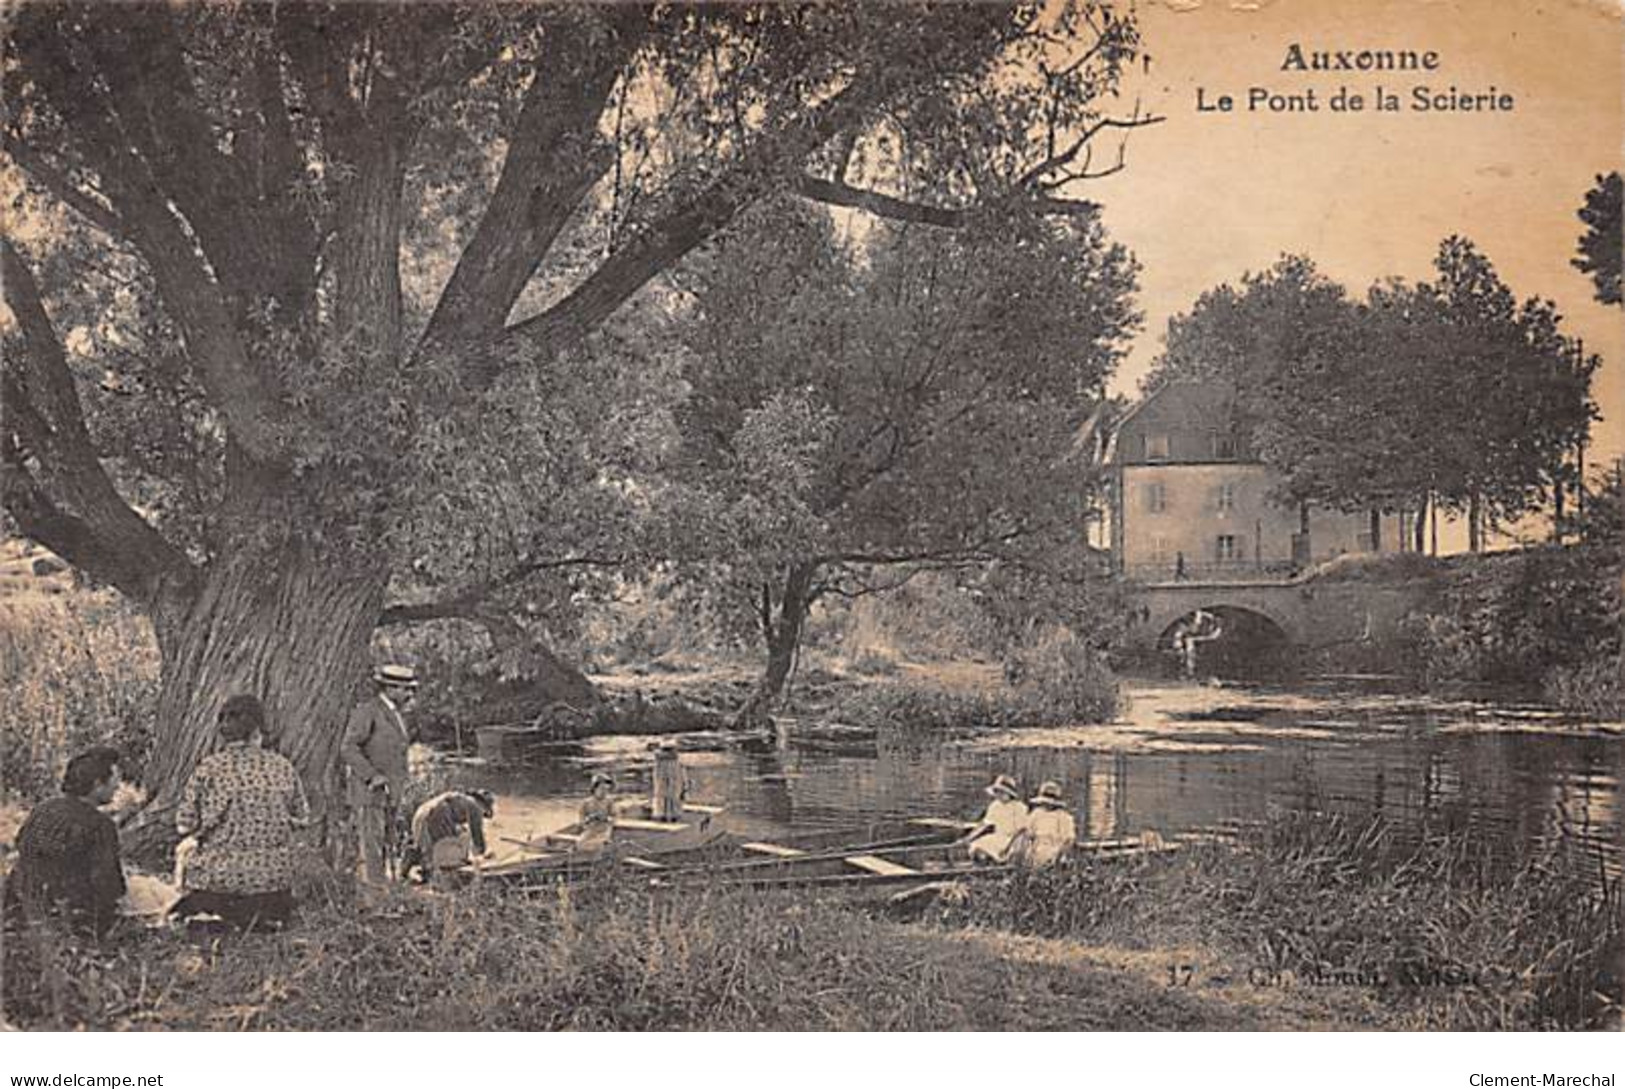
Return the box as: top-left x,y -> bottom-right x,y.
623,856 -> 666,870
740,841 -> 807,858
613,817 -> 691,833
845,854 -> 920,877
908,817 -> 975,831
1081,837 -> 1138,851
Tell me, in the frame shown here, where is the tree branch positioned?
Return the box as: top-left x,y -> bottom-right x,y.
3,139 -> 122,236
794,175 -> 970,228
13,12 -> 288,463
1,240 -> 195,603
377,553 -> 625,627
419,8 -> 645,352
1016,109 -> 1162,191
476,13 -> 1003,390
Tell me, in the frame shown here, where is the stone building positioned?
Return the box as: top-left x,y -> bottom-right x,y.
1095,380 -> 1373,581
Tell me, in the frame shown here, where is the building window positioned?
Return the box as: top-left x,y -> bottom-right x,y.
1216,534 -> 1238,562
1149,535 -> 1170,563
1145,433 -> 1171,461
1212,433 -> 1238,460
1215,482 -> 1236,512
1143,482 -> 1166,513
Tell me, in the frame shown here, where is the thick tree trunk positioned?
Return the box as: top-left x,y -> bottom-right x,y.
1467,491 -> 1482,552
124,546 -> 386,858
1369,509 -> 1382,553
1414,496 -> 1428,553
733,563 -> 818,731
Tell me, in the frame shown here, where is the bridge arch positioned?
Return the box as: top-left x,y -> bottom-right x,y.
1149,602 -> 1297,678
1139,591 -> 1304,650
1153,603 -> 1289,650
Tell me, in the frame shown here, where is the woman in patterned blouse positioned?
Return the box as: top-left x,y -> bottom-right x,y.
173,694 -> 310,930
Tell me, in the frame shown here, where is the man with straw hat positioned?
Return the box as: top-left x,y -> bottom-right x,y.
1011,781 -> 1078,869
959,773 -> 1027,863
341,664 -> 419,883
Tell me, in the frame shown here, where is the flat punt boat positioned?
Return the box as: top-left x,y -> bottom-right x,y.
479,812 -> 1204,891
488,816 -> 975,887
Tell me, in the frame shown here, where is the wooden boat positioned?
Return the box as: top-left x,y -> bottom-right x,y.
490,816 -> 974,888
482,811 -> 1206,892
477,800 -> 732,880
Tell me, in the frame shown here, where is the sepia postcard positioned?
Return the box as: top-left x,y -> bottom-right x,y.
0,0 -> 1620,1057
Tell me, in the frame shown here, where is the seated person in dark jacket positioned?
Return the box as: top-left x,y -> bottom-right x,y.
4,746 -> 126,939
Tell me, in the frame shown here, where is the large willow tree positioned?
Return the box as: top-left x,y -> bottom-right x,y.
1,2 -> 1151,844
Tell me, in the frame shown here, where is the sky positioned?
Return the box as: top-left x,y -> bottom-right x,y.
1084,0 -> 1624,472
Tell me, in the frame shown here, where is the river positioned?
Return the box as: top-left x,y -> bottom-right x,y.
446,679 -> 1623,881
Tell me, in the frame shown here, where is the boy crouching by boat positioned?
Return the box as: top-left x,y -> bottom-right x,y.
961,774 -> 1027,863
409,789 -> 495,888
1009,781 -> 1077,869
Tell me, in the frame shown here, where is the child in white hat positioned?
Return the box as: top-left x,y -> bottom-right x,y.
1011,781 -> 1077,869
961,774 -> 1027,863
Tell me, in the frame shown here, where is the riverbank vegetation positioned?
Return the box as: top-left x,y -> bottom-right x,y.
1300,525 -> 1621,716
5,811 -> 1615,1031
829,626 -> 1119,730
948,811 -> 1621,1030
0,584 -> 157,804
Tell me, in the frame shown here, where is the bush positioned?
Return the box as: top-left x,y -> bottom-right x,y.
808,573 -> 1000,664
0,594 -> 158,803
835,628 -> 1119,730
1394,545 -> 1621,694
1543,655 -> 1624,718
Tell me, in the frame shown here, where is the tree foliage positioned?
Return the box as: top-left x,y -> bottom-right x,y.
1148,243 -> 1596,537
670,199 -> 1138,713
1572,171 -> 1622,307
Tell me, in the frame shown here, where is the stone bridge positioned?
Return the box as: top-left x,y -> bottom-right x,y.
1120,570 -> 1432,653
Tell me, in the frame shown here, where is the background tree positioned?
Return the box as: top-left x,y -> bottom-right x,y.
0,2 -> 1154,845
1572,171 -> 1622,307
1148,245 -> 1596,553
671,201 -> 1138,724
1145,256 -> 1392,534
1410,238 -> 1596,549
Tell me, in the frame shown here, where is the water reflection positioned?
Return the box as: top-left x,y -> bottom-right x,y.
449,679 -> 1623,881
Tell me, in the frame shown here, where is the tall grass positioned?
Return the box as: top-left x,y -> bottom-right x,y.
1543,656 -> 1624,719
2,877 -> 1205,1031
947,811 -> 1622,1030
0,594 -> 159,802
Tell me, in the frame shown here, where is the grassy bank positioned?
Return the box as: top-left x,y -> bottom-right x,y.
6,812 -> 1616,1031
5,877 -> 1253,1031
943,811 -> 1622,1031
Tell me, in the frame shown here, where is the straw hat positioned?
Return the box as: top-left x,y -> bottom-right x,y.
373,664 -> 419,689
1029,781 -> 1067,807
986,774 -> 1020,800
590,771 -> 614,789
